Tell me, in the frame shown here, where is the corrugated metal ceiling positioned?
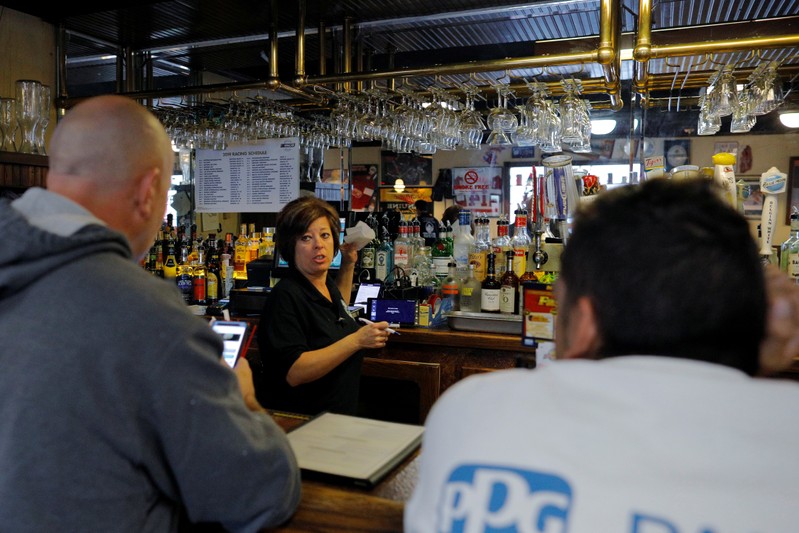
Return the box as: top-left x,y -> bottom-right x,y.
1,0 -> 797,112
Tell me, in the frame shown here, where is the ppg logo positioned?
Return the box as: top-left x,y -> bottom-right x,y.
436,464 -> 572,533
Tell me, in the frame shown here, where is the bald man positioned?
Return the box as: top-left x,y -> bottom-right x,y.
0,96 -> 300,532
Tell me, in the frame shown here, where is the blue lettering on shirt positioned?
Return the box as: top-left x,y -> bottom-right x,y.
436,464 -> 572,533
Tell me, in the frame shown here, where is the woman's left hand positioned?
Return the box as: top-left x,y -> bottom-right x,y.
339,242 -> 359,267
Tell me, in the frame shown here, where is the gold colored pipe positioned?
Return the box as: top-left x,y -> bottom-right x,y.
295,0 -> 306,86
651,34 -> 799,58
268,0 -> 279,89
596,0 -> 622,110
343,17 -> 353,93
634,0 -> 652,95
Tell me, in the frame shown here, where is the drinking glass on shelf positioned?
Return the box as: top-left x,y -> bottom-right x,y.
0,97 -> 17,152
15,79 -> 42,154
34,85 -> 51,155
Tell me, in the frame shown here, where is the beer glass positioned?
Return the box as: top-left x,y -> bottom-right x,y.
0,97 -> 17,152
15,80 -> 41,154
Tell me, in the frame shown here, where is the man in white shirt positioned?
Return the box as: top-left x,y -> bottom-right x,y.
405,178 -> 799,533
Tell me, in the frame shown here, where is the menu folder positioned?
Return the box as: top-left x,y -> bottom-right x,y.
286,412 -> 424,488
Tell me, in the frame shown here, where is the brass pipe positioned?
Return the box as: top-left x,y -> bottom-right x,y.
294,0 -> 306,86
356,37 -> 364,93
307,50 -> 596,85
634,0 -> 653,96
597,0 -> 623,111
343,17 -> 353,93
267,0 -> 279,89
650,34 -> 799,58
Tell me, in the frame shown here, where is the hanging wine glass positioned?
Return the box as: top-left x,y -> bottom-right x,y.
458,86 -> 485,149
486,84 -> 517,147
15,79 -> 41,154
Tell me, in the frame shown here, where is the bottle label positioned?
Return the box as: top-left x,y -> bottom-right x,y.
206,273 -> 219,300
361,248 -> 375,268
433,257 -> 450,277
512,248 -> 526,277
193,277 -> 206,302
394,244 -> 410,267
462,287 -> 473,297
442,283 -> 459,296
500,286 -> 517,314
376,251 -> 389,280
176,275 -> 193,304
469,251 -> 486,281
481,289 -> 500,312
790,253 -> 799,279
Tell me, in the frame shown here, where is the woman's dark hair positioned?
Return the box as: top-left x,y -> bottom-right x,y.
275,196 -> 340,269
559,178 -> 766,375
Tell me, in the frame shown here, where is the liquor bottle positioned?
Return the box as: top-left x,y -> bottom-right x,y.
431,226 -> 453,280
411,216 -> 425,257
360,214 -> 379,280
162,242 -> 178,280
460,263 -> 482,313
248,230 -> 261,263
375,226 -> 394,283
206,237 -> 222,304
410,245 -> 433,288
452,209 -> 475,279
492,214 -> 511,277
519,247 -> 541,304
780,212 -> 799,283
393,215 -> 412,271
468,214 -> 489,282
510,207 -> 531,278
445,220 -> 454,257
480,252 -> 501,313
499,250 -> 519,314
175,263 -> 194,304
441,261 -> 461,311
192,260 -> 207,305
233,223 -> 249,280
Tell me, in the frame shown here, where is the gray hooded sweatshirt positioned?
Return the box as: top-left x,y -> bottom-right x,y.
0,188 -> 300,532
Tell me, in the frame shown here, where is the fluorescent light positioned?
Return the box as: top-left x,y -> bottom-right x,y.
779,112 -> 799,128
591,119 -> 616,135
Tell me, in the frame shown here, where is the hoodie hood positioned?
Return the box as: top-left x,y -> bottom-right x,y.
0,189 -> 131,300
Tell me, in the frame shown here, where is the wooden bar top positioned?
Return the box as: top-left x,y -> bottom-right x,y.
386,325 -> 535,352
262,411 -> 414,532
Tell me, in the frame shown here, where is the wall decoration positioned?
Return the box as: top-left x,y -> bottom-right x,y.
452,167 -> 503,216
379,187 -> 433,215
380,151 -> 432,187
511,146 -> 535,159
664,139 -> 691,171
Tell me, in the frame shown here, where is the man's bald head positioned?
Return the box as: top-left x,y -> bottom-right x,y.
46,95 -> 175,259
48,95 -> 173,189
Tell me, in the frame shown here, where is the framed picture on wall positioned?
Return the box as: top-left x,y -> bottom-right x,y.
664,139 -> 691,171
380,151 -> 433,187
786,157 -> 799,224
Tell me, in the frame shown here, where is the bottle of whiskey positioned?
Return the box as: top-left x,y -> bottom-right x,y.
163,241 -> 178,280
233,224 -> 249,280
500,250 -> 519,314
480,252 -> 501,313
205,236 -> 222,304
510,207 -> 531,278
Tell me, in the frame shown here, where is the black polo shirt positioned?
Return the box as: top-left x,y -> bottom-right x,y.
257,269 -> 364,415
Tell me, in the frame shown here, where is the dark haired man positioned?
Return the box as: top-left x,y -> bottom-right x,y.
405,178 -> 799,533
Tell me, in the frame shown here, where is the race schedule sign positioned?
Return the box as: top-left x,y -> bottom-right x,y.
195,138 -> 300,213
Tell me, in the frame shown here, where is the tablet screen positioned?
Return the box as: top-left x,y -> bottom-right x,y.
367,298 -> 416,327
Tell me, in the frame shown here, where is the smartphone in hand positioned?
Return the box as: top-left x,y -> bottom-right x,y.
210,320 -> 250,368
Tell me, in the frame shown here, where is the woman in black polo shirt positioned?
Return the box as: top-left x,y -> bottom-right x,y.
257,196 -> 391,415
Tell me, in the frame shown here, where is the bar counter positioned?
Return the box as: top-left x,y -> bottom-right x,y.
261,412 -> 412,532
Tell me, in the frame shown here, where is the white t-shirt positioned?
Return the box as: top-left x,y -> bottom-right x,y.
404,356 -> 799,533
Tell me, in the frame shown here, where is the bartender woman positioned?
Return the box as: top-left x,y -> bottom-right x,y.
257,195 -> 390,415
